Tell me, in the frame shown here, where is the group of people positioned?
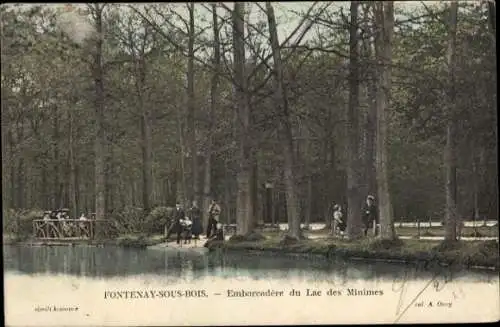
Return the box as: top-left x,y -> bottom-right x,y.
42,209 -> 93,222
39,209 -> 93,237
166,199 -> 223,245
330,195 -> 379,237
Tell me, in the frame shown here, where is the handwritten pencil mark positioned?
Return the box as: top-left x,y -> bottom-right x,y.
392,269 -> 409,317
393,271 -> 440,323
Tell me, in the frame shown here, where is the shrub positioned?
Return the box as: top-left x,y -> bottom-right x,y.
3,209 -> 44,240
367,238 -> 404,251
279,234 -> 300,246
3,209 -> 17,235
433,240 -> 462,252
144,206 -> 174,235
108,206 -> 146,234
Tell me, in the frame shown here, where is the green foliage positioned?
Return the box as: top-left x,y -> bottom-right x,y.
144,206 -> 174,235
2,209 -> 44,240
1,3 -> 497,232
108,206 -> 146,234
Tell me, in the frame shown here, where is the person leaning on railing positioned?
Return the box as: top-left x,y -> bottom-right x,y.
78,213 -> 89,237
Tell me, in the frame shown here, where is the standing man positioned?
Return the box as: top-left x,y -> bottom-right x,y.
167,202 -> 185,244
206,199 -> 221,238
362,195 -> 379,237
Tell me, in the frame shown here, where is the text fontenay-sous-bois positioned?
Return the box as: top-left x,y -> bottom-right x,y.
101,288 -> 388,299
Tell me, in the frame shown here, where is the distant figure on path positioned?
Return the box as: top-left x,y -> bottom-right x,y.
206,199 -> 221,238
189,200 -> 203,240
362,195 -> 379,237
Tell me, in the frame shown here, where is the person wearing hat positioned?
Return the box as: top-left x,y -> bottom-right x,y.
363,195 -> 379,236
43,211 -> 51,221
206,199 -> 221,238
167,202 -> 185,244
78,213 -> 89,237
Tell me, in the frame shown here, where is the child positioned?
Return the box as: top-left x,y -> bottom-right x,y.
332,204 -> 345,237
182,217 -> 193,244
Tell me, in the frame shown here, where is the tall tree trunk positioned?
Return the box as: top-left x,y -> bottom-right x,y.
187,2 -> 198,205
16,122 -> 25,209
233,2 -> 254,235
140,112 -> 153,212
444,1 -> 458,242
105,151 -> 113,213
137,57 -> 153,213
202,3 -> 221,230
346,1 -> 363,239
266,1 -> 301,239
8,127 -> 16,208
306,173 -> 313,229
75,164 -> 80,214
471,144 -> 480,224
487,1 -> 496,47
374,1 -> 395,240
224,167 -> 232,225
52,105 -> 60,209
487,1 -> 497,201
177,109 -> 188,205
41,163 -> 48,209
93,4 -> 107,225
251,152 -> 259,228
304,126 -> 312,230
362,2 -> 378,198
1,115 -> 9,211
69,105 -> 78,219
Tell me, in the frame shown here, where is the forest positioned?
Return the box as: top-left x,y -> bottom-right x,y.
1,1 -> 497,241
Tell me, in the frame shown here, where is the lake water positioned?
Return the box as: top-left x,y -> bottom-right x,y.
3,245 -> 499,325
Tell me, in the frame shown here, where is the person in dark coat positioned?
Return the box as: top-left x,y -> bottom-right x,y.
167,202 -> 184,244
362,195 -> 379,236
206,199 -> 221,238
189,200 -> 203,239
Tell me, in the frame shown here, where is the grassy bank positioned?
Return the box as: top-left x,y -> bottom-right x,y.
205,236 -> 500,270
306,226 -> 498,238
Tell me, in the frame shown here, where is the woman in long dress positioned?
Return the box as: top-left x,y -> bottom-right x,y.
190,201 -> 203,240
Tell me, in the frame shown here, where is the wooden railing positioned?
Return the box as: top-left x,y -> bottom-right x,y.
32,219 -> 103,240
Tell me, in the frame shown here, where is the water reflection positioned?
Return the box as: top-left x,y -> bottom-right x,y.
3,245 -> 497,285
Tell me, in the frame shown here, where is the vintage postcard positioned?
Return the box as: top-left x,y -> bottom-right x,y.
2,1 -> 499,326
